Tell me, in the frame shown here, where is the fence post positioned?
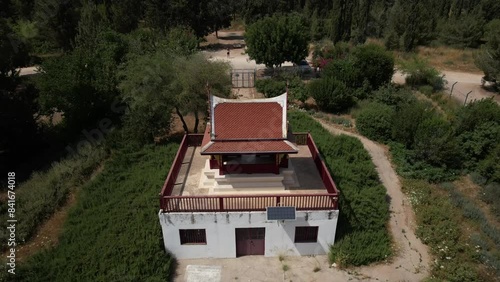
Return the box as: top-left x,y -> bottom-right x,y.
219,197 -> 224,211
464,91 -> 472,105
450,82 -> 458,97
253,69 -> 256,87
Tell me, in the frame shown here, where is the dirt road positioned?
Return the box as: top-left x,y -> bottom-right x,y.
393,70 -> 499,104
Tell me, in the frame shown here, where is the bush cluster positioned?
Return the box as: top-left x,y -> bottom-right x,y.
356,85 -> 500,183
289,111 -> 391,266
399,56 -> 445,91
255,74 -> 308,102
310,43 -> 394,113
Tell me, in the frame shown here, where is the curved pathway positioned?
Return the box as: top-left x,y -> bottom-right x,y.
316,119 -> 431,281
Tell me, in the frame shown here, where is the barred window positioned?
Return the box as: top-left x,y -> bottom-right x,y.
179,229 -> 207,245
294,227 -> 318,243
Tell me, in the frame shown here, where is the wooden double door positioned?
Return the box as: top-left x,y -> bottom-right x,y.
235,228 -> 265,257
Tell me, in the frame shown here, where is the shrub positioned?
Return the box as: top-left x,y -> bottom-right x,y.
476,144 -> 500,183
391,101 -> 432,148
308,77 -> 354,113
255,78 -> 286,98
371,84 -> 416,108
389,142 -> 459,183
356,102 -> 395,142
330,116 -> 352,127
413,115 -> 461,168
321,44 -> 395,91
256,75 -> 308,101
418,85 -> 434,96
329,230 -> 391,266
455,99 -> 500,169
321,59 -> 361,89
351,44 -> 395,90
399,56 -> 445,91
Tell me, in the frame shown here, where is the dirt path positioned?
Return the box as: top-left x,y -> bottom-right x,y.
315,119 -> 431,281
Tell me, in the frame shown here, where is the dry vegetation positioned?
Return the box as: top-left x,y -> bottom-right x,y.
367,38 -> 481,73
397,46 -> 481,73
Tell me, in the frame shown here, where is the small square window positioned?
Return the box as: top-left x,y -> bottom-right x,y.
179,229 -> 207,245
294,227 -> 318,243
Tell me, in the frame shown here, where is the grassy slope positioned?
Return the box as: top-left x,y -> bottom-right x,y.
14,144 -> 178,282
289,111 -> 391,266
0,145 -> 107,250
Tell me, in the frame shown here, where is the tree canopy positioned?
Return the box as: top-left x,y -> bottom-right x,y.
245,13 -> 309,68
475,19 -> 500,85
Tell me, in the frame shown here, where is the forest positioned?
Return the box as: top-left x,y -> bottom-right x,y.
2,0 -> 500,176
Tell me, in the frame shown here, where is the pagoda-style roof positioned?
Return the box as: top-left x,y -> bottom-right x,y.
200,93 -> 298,155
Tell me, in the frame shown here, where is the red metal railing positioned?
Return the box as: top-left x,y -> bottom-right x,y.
162,194 -> 338,212
305,133 -> 339,196
159,134 -> 189,209
159,133 -> 339,212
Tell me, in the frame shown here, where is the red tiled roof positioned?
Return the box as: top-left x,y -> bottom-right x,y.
213,102 -> 283,139
201,140 -> 297,154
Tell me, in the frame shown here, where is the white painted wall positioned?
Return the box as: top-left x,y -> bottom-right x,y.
158,210 -> 339,259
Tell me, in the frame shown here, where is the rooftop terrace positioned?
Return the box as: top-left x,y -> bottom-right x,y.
159,133 -> 339,212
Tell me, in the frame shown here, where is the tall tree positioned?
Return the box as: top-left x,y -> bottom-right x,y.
106,0 -> 142,33
207,0 -> 232,38
144,0 -> 231,38
33,0 -> 80,50
330,0 -> 355,43
439,11 -> 485,48
37,28 -> 127,130
172,54 -> 232,133
0,19 -> 40,174
386,0 -> 436,51
475,19 -> 500,87
119,50 -> 176,143
245,13 -> 309,68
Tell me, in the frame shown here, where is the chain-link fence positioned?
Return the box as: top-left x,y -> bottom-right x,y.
444,81 -> 474,105
231,69 -> 256,88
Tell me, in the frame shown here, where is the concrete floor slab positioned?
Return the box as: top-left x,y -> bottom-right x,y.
185,265 -> 222,282
172,145 -> 327,197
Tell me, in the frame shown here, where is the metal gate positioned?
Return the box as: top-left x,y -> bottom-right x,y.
231,69 -> 256,88
235,228 -> 265,256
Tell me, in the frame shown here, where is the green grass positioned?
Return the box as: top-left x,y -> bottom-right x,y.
0,145 -> 107,249
403,179 -> 500,281
13,144 -> 179,281
289,111 -> 391,266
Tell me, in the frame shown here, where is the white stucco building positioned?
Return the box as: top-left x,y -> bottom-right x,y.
158,94 -> 339,259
